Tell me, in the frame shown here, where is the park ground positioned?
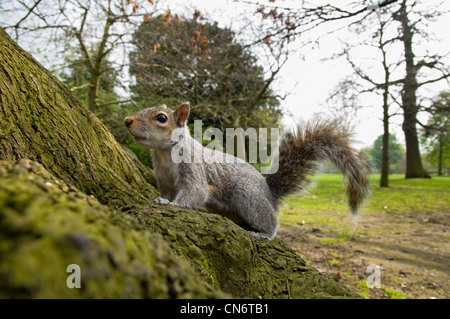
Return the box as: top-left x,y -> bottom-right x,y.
277,174 -> 449,299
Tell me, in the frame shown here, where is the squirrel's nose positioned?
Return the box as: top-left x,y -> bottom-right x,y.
124,116 -> 134,128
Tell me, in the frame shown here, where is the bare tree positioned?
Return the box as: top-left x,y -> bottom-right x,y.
391,0 -> 450,178
332,10 -> 404,187
255,0 -> 449,179
1,0 -> 161,113
246,0 -> 398,47
323,76 -> 362,132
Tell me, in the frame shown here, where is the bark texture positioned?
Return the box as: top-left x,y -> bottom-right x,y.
0,28 -> 158,208
0,28 -> 360,299
0,159 -> 222,298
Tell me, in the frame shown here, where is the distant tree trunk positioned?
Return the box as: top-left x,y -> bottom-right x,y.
81,11 -> 114,113
87,70 -> 100,113
438,134 -> 443,176
380,106 -> 390,187
396,0 -> 430,179
378,14 -> 393,188
402,109 -> 430,178
380,44 -> 390,188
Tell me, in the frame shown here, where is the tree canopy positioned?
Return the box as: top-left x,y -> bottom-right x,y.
421,91 -> 450,175
363,134 -> 405,174
129,15 -> 282,131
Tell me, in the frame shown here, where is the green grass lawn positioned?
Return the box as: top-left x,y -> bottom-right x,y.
278,173 -> 450,299
280,174 -> 450,227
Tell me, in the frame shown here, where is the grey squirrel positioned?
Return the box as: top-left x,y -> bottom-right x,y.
124,103 -> 369,239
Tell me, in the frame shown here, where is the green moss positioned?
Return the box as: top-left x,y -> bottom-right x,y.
289,272 -> 356,299
0,159 -> 223,298
384,289 -> 406,299
133,205 -> 360,299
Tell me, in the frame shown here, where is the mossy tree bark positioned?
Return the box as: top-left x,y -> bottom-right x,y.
0,159 -> 223,298
0,27 -> 360,299
0,28 -> 157,208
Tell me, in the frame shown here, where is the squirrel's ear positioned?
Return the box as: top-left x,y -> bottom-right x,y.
174,103 -> 190,127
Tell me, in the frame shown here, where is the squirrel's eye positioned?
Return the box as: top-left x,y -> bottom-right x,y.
156,114 -> 167,123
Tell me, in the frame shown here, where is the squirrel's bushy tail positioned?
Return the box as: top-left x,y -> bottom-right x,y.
266,120 -> 369,222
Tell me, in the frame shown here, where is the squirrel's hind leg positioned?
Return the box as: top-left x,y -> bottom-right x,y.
172,185 -> 209,208
234,196 -> 279,240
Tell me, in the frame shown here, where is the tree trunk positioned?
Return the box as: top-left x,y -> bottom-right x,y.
380,67 -> 390,188
0,28 -> 359,299
438,133 -> 443,176
396,0 -> 430,179
403,110 -> 430,178
84,7 -> 114,113
380,118 -> 390,187
0,28 -> 157,208
87,71 -> 100,113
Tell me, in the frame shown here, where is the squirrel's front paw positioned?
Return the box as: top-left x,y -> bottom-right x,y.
152,197 -> 172,205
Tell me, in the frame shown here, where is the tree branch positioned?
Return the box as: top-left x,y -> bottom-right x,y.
12,0 -> 43,39
417,72 -> 450,87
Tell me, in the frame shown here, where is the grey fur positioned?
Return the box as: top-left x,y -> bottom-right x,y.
266,120 -> 369,224
125,105 -> 369,240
